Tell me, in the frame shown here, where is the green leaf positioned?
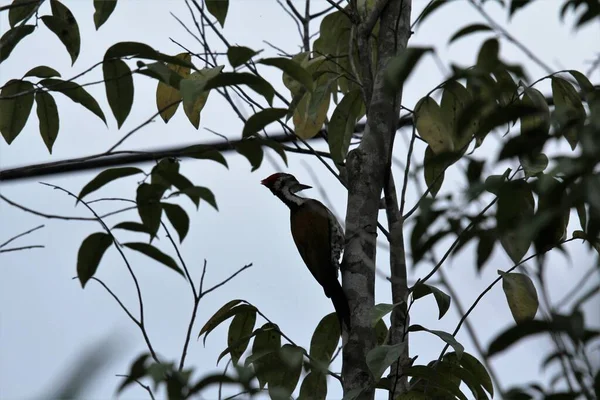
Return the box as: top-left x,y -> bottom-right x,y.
174,186 -> 218,211
259,57 -> 314,92
309,313 -> 340,366
366,343 -> 403,380
552,77 -> 586,149
206,0 -> 229,27
298,372 -> 327,400
227,46 -> 258,68
0,79 -> 34,144
9,0 -> 39,27
477,230 -> 496,271
448,23 -> 493,44
77,232 -> 113,288
520,87 -> 550,137
42,0 -> 81,65
375,319 -> 389,345
499,271 -> 539,323
136,183 -> 164,237
497,180 -> 534,263
35,91 -> 59,153
371,302 -> 404,327
412,283 -> 451,319
79,167 -> 143,200
476,38 -> 500,72
509,0 -> 534,18
328,89 -> 364,164
103,59 -> 134,128
409,324 -> 464,358
227,307 -> 257,363
251,323 -> 282,389
568,69 -> 595,95
384,47 -> 433,93
269,344 -> 304,399
415,96 -> 454,154
424,146 -> 457,197
520,153 -> 548,178
236,138 -> 264,171
405,365 -> 467,400
117,354 -> 150,393
199,300 -> 244,339
39,78 -> 107,123
0,25 -> 35,64
105,42 -> 195,70
179,66 -> 223,128
205,72 -> 275,105
151,158 -> 180,189
112,221 -> 152,235
161,203 -> 189,243
487,319 -> 558,357
242,108 -> 287,138
457,352 -> 494,396
93,0 -> 117,30
181,145 -> 228,168
23,66 -> 61,79
123,242 -> 184,277
440,80 -> 472,150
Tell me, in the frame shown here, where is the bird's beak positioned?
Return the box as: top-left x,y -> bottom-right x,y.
294,183 -> 312,192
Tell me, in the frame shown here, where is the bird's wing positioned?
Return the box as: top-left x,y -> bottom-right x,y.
290,200 -> 338,291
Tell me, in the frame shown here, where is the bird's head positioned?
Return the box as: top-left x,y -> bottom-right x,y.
261,173 -> 312,194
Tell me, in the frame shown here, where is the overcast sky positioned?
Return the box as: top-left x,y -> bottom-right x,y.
1,1 -> 599,399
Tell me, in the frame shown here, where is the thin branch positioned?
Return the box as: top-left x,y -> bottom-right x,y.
89,277 -> 139,325
0,245 -> 44,253
0,224 -> 44,249
200,263 -> 253,298
115,374 -> 156,400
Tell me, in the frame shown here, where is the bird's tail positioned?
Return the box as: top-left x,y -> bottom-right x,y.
327,279 -> 351,333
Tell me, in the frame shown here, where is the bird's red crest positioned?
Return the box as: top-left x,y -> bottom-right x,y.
261,172 -> 287,186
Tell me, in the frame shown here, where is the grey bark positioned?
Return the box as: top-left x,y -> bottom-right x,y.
342,0 -> 412,398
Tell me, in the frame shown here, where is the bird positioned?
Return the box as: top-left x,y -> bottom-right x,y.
261,172 -> 351,333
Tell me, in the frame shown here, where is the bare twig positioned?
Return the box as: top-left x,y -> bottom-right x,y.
0,245 -> 44,253
0,224 -> 44,249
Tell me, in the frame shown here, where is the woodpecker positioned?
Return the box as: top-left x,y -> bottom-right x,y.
261,172 -> 351,332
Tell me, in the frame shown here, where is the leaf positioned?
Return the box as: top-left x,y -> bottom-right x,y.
199,300 -> 244,339
384,47 -> 433,93
251,323 -> 282,388
205,72 -> 275,105
404,365 -> 467,400
39,78 -> 106,123
117,354 -> 150,393
440,80 -> 472,150
162,203 -> 189,243
477,230 -> 495,271
371,303 -> 404,327
509,0 -> 534,18
488,320 -> 552,357
136,183 -> 164,237
497,180 -> 534,263
0,79 -> 34,144
409,325 -> 464,358
366,343 -> 404,380
499,271 -> 539,323
236,139 -> 264,171
415,96 -> 454,154
293,84 -> 331,139
259,57 -> 314,92
227,46 -> 258,68
24,66 -> 61,79
113,221 -> 152,235
309,313 -> 340,366
375,319 -> 389,345
103,59 -> 133,128
77,232 -> 113,288
298,372 -> 327,400
9,0 -> 39,27
179,66 -> 222,128
206,0 -> 229,27
448,23 -> 493,44
520,153 -> 548,178
424,146 -> 457,197
520,87 -> 550,151
79,167 -> 143,200
174,186 -> 218,211
328,89 -> 364,164
181,145 -> 228,167
552,77 -> 586,149
93,0 -> 117,30
0,25 -> 35,64
156,53 -> 191,123
123,242 -> 184,277
42,0 -> 81,65
105,42 -> 195,70
227,307 -> 257,364
412,283 -> 451,319
242,108 -> 287,138
457,352 -> 494,396
269,345 -> 304,399
35,91 -> 60,153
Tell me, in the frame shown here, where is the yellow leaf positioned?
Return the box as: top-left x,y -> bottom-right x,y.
415,96 -> 454,154
155,53 -> 191,123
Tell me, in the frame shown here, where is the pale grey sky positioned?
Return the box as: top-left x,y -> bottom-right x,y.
1,1 -> 598,399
